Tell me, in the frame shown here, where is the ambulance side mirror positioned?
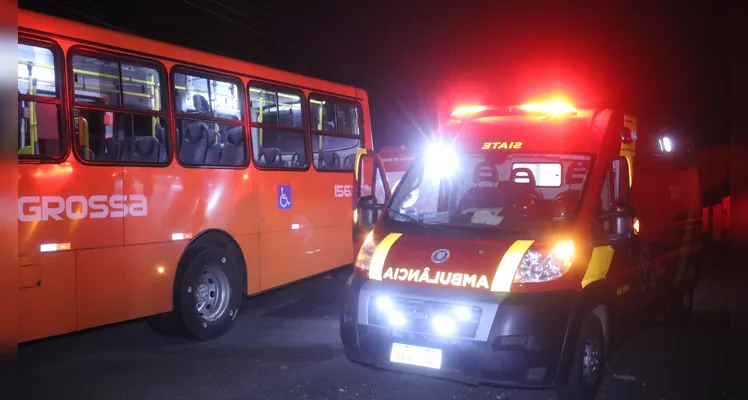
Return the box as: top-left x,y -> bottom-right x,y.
594,202 -> 636,243
357,195 -> 381,226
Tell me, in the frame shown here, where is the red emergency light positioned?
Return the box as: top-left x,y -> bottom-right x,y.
451,105 -> 488,117
449,101 -> 578,120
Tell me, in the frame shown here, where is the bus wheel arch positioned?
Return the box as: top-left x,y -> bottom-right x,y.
176,229 -> 249,297
149,229 -> 247,340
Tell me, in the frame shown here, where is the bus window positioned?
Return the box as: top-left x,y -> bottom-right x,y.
309,94 -> 363,171
249,84 -> 308,169
71,53 -> 169,164
173,70 -> 247,167
17,42 -> 64,159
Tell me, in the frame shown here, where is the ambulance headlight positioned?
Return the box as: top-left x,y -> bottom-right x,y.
514,240 -> 574,283
354,231 -> 377,276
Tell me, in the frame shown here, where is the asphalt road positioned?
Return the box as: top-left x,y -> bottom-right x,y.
19,250 -> 734,400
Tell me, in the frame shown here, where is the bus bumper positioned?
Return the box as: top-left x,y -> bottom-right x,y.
340,273 -> 581,388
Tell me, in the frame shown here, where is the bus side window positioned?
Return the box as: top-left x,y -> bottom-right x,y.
309,95 -> 363,172
70,52 -> 170,164
17,41 -> 65,159
173,70 -> 247,168
249,84 -> 308,169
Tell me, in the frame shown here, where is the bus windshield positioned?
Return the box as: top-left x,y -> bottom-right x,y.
383,148 -> 593,238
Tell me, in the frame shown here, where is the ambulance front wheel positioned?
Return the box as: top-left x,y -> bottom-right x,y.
176,245 -> 243,340
556,311 -> 606,400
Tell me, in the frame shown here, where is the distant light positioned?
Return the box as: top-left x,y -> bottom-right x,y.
659,136 -> 673,152
243,173 -> 249,180
451,105 -> 487,117
157,266 -> 165,274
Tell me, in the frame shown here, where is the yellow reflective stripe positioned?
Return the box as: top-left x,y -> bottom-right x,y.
368,233 -> 403,281
581,245 -> 615,288
354,148 -> 369,181
490,240 -> 534,292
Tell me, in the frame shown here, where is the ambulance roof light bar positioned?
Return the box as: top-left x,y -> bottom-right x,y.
449,101 -> 578,120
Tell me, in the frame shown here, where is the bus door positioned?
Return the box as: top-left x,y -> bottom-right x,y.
352,148 -> 391,256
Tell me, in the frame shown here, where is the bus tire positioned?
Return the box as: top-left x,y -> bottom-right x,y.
175,245 -> 243,341
556,311 -> 606,400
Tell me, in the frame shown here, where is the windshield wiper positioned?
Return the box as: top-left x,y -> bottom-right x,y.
387,209 -> 430,229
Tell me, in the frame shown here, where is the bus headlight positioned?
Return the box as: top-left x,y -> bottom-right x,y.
513,240 -> 574,283
354,231 -> 377,276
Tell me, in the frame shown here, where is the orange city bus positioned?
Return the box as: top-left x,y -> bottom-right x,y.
17,9 -> 371,342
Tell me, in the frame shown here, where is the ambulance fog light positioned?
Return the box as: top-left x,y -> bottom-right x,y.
387,311 -> 407,327
431,315 -> 456,336
376,296 -> 394,311
452,305 -> 472,322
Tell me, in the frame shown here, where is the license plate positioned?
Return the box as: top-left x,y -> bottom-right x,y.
390,343 -> 442,369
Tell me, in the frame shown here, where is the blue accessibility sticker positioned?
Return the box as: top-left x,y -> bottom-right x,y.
277,185 -> 292,210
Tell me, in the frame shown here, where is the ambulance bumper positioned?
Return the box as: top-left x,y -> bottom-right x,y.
340,273 -> 580,388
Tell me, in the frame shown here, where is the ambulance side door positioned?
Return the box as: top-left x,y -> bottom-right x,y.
593,156 -> 647,324
352,148 -> 391,256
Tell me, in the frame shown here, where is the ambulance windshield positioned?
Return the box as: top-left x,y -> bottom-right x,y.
384,150 -> 593,236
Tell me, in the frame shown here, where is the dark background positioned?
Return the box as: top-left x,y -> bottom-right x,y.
20,0 -> 730,150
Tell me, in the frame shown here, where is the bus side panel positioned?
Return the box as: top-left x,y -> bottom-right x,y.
18,161 -> 123,341
75,242 -> 184,330
18,162 -> 124,255
235,233 -> 260,295
18,251 -> 77,342
259,225 -> 353,290
256,170 -> 354,291
122,166 -> 259,246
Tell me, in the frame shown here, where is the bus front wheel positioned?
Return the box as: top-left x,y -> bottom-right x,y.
176,245 -> 243,340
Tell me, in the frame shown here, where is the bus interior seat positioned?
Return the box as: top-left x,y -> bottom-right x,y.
120,135 -> 138,162
80,147 -> 95,161
261,147 -> 282,167
155,124 -> 168,163
205,129 -> 222,165
179,122 -> 209,164
99,137 -> 120,161
319,151 -> 340,169
457,162 -> 500,211
220,127 -> 245,166
192,95 -> 211,116
130,136 -> 160,163
290,152 -> 302,167
343,154 -> 355,169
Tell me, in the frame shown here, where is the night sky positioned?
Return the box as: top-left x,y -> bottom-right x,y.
20,0 -> 729,149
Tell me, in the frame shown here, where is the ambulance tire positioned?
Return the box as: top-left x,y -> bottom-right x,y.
556,312 -> 606,400
666,284 -> 694,326
175,246 -> 243,341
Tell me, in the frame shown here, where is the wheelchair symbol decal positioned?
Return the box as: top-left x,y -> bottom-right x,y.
277,185 -> 292,210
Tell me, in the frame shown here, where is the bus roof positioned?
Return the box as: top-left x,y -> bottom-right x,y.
18,9 -> 365,101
